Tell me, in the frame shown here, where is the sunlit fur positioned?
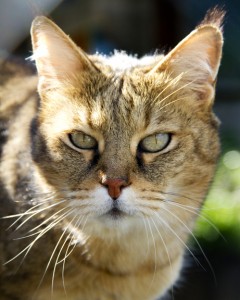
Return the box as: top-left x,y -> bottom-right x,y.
0,8 -> 224,300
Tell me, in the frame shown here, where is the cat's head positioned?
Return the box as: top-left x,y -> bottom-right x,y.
30,9 -> 223,234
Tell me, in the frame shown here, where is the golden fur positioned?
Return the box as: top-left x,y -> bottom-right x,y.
0,8 -> 224,300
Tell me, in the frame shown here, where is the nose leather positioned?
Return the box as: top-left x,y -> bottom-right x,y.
101,178 -> 129,200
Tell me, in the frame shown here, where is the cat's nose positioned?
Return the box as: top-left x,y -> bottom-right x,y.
101,178 -> 129,200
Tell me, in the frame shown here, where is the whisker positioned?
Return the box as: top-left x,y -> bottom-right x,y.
159,96 -> 189,112
140,189 -> 203,207
145,217 -> 157,290
4,199 -> 66,231
28,206 -> 69,233
60,215 -> 84,296
3,208 -> 73,266
13,207 -> 70,241
155,79 -> 195,106
152,211 -> 205,270
13,230 -> 44,240
160,206 -> 217,285
2,194 -> 56,220
152,74 -> 183,103
167,201 -> 226,242
60,235 -> 78,267
51,215 -> 77,298
13,201 -> 66,232
141,217 -> 150,257
149,216 -> 172,270
140,196 -> 165,202
2,202 -> 50,221
62,215 -> 91,294
162,191 -> 203,205
80,214 -> 90,231
61,215 -> 88,294
34,209 -> 75,294
62,239 -> 74,296
149,216 -> 175,300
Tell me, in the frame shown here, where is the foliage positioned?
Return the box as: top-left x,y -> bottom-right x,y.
194,149 -> 240,250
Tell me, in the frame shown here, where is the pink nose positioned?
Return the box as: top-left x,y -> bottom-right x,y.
101,178 -> 129,200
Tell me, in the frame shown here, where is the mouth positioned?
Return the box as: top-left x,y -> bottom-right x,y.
104,200 -> 128,220
107,207 -> 125,219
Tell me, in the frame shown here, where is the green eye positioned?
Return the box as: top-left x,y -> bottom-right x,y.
69,132 -> 98,150
139,133 -> 171,153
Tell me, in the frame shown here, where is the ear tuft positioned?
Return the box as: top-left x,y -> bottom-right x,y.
199,6 -> 225,29
150,8 -> 224,105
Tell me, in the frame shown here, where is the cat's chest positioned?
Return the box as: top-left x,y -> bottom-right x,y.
36,263 -> 164,300
33,237 -> 182,300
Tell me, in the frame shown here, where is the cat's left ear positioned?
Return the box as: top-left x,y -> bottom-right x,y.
151,11 -> 224,105
31,16 -> 97,89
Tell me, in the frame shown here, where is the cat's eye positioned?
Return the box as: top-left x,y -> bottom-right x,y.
139,133 -> 171,153
69,132 -> 98,150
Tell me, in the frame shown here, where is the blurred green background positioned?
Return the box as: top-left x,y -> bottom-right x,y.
196,148 -> 240,248
0,0 -> 239,299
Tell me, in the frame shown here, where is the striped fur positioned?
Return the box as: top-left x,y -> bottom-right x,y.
0,8 -> 224,300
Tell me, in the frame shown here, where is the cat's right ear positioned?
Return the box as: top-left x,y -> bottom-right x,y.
149,8 -> 224,106
31,16 -> 98,90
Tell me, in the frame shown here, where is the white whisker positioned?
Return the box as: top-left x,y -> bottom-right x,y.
28,206 -> 68,233
34,209 -> 75,294
160,206 -> 217,284
141,217 -> 150,257
4,199 -> 66,231
167,201 -> 226,242
4,208 -> 73,266
152,211 -> 204,270
155,79 -> 195,106
15,200 -> 67,231
159,96 -> 189,111
162,191 -> 202,205
60,215 -> 84,296
152,74 -> 183,103
61,215 -> 88,294
145,217 -> 157,290
13,230 -> 44,240
51,215 -> 77,298
149,216 -> 175,300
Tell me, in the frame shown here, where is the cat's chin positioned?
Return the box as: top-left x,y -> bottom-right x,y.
94,206 -> 136,230
105,207 -> 127,220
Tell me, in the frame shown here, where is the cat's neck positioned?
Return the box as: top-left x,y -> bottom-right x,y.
67,218 -> 184,277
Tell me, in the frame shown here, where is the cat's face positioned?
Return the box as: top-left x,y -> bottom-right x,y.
30,16 -> 222,234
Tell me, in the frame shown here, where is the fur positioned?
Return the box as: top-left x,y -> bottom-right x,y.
0,8 -> 224,300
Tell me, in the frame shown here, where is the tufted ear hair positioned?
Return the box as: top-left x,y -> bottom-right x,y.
150,8 -> 224,105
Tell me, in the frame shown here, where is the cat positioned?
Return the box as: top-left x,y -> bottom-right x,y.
0,7 -> 224,300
